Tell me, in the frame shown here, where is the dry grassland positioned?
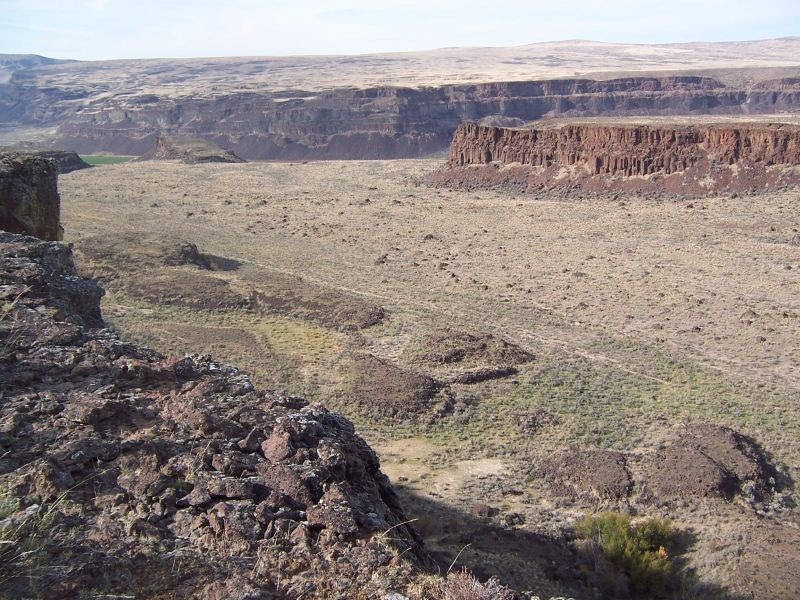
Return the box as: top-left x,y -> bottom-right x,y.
59,159 -> 800,597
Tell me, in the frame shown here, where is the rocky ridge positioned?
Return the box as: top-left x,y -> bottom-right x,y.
0,231 -> 432,598
434,121 -> 800,194
0,152 -> 62,241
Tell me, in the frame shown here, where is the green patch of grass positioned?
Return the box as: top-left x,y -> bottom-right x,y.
79,154 -> 136,165
252,314 -> 344,365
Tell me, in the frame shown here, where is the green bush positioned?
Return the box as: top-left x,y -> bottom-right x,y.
577,512 -> 675,595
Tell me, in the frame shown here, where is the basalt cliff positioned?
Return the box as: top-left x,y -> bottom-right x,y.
3,59 -> 800,159
434,121 -> 800,194
0,152 -> 63,241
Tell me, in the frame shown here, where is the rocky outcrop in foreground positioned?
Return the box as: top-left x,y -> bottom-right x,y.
30,149 -> 91,173
0,152 -> 62,240
434,121 -> 800,194
0,233 -> 431,598
0,148 -> 90,174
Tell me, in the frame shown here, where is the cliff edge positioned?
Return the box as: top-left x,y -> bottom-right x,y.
434,121 -> 800,194
0,152 -> 62,240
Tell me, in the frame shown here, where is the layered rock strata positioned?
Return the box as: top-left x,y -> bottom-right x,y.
4,71 -> 800,159
0,233 -> 431,598
0,151 -> 62,240
435,121 -> 800,194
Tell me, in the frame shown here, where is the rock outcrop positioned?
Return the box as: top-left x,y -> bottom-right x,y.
138,135 -> 245,164
0,151 -> 62,240
0,148 -> 91,173
0,232 -> 432,598
434,121 -> 800,194
4,68 -> 800,159
31,149 -> 91,173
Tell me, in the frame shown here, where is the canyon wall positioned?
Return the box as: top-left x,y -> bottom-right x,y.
449,121 -> 800,174
436,122 -> 800,194
0,151 -> 62,240
4,72 -> 800,159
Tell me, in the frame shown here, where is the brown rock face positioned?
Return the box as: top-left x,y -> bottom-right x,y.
0,151 -> 62,240
436,121 -> 800,194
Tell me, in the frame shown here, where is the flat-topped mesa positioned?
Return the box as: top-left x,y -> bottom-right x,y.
449,122 -> 800,174
439,121 -> 800,194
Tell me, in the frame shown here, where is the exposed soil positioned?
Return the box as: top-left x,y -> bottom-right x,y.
535,449 -> 632,503
405,326 -> 533,368
644,424 -> 781,504
349,354 -> 441,419
732,521 -> 800,600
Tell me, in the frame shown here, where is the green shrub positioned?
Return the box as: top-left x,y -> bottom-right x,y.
576,512 -> 675,595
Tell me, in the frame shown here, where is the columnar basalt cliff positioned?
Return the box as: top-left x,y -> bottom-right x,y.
435,121 -> 800,194
4,69 -> 800,159
0,151 -> 62,240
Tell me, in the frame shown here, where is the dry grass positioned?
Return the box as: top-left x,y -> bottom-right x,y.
58,159 -> 800,597
11,39 -> 800,97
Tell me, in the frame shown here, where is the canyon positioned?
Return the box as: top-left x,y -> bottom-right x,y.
11,75 -> 800,160
3,36 -> 800,599
3,38 -> 800,159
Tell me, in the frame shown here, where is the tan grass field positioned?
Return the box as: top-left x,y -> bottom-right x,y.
12,38 -> 800,98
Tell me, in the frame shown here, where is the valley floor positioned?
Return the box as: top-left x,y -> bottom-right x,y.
60,159 -> 800,598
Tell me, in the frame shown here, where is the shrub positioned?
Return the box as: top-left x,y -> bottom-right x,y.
576,512 -> 675,595
439,569 -> 516,600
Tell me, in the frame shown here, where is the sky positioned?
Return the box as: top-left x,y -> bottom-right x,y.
1,0 -> 799,60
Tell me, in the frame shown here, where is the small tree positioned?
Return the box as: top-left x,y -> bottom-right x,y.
577,512 -> 675,595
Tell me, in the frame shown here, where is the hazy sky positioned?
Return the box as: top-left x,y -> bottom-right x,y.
1,0 -> 799,60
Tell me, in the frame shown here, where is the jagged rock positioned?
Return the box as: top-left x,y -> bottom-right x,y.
644,424 -> 780,503
0,152 -> 62,240
0,233 -> 433,598
535,449 -> 632,503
